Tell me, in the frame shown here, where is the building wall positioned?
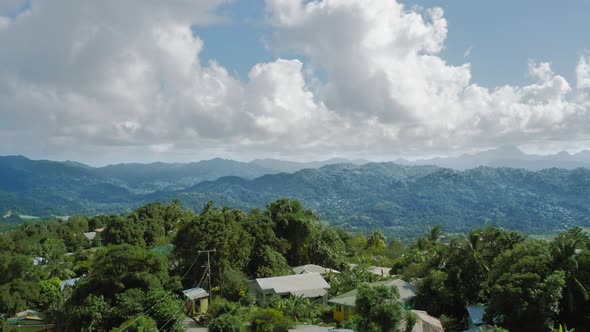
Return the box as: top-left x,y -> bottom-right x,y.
332,304 -> 355,322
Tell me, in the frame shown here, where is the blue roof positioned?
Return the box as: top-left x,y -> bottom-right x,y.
182,287 -> 209,300
466,305 -> 487,325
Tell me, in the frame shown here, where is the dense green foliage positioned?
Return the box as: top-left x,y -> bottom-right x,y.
3,155 -> 590,238
1,198 -> 590,331
354,283 -> 406,332
399,226 -> 590,331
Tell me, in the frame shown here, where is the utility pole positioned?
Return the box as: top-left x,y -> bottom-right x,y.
198,249 -> 216,302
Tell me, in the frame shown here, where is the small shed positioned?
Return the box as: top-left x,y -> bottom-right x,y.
182,287 -> 209,316
5,310 -> 54,332
248,273 -> 331,306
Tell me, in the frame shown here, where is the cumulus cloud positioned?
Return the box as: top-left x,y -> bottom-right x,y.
0,0 -> 589,163
265,0 -> 590,152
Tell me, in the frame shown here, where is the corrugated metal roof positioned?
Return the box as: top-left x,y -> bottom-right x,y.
7,310 -> 44,323
254,273 -> 330,296
183,287 -> 209,300
83,231 -> 97,240
292,264 -> 340,275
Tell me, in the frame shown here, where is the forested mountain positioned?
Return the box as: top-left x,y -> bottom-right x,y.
165,164 -> 590,236
94,158 -> 276,191
2,155 -> 590,237
250,158 -> 369,173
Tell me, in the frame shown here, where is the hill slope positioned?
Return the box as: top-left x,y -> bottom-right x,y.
2,155 -> 590,237
159,164 -> 590,236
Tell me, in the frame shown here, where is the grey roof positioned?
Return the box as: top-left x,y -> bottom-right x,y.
60,277 -> 81,290
411,310 -> 444,332
328,279 -> 416,306
182,287 -> 209,300
252,273 -> 330,297
348,264 -> 391,276
385,279 -> 417,302
83,231 -> 97,241
292,264 -> 340,275
466,305 -> 487,325
368,266 -> 391,276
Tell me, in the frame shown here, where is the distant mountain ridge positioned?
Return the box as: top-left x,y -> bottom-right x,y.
1,154 -> 590,237
162,164 -> 590,236
396,145 -> 590,170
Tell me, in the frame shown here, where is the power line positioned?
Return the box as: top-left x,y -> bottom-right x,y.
118,251 -> 203,331
159,250 -> 215,332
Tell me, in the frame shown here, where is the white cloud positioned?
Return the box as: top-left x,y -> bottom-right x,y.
577,54 -> 590,90
0,0 -> 588,164
264,0 -> 590,153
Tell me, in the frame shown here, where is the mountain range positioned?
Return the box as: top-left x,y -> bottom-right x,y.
1,154 -> 590,237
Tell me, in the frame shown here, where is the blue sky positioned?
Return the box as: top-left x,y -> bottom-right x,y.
1,0 -> 589,164
196,0 -> 590,87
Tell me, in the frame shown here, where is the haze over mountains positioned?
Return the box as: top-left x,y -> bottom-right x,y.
2,148 -> 590,237
397,145 -> 590,170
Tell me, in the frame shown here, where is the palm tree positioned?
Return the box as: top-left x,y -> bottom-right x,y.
459,232 -> 489,272
367,230 -> 386,252
552,234 -> 589,312
427,225 -> 443,242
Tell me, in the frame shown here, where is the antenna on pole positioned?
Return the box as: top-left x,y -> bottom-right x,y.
198,249 -> 216,302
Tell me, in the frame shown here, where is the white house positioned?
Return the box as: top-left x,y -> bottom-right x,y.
248,273 -> 331,306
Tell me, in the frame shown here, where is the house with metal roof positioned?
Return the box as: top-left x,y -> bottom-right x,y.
4,310 -> 54,332
328,279 -> 417,322
463,305 -> 492,332
248,273 -> 331,306
182,287 -> 209,316
292,264 -> 340,276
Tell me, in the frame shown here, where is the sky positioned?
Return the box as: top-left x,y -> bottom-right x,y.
0,0 -> 589,165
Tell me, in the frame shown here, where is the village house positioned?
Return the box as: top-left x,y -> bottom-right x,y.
248,273 -> 331,306
4,310 -> 54,332
328,279 -> 417,322
182,287 -> 209,316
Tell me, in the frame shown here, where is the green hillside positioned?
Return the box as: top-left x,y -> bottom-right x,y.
2,156 -> 590,237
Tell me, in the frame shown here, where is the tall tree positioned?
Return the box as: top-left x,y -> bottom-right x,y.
487,240 -> 565,331
354,283 -> 406,332
173,203 -> 253,286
